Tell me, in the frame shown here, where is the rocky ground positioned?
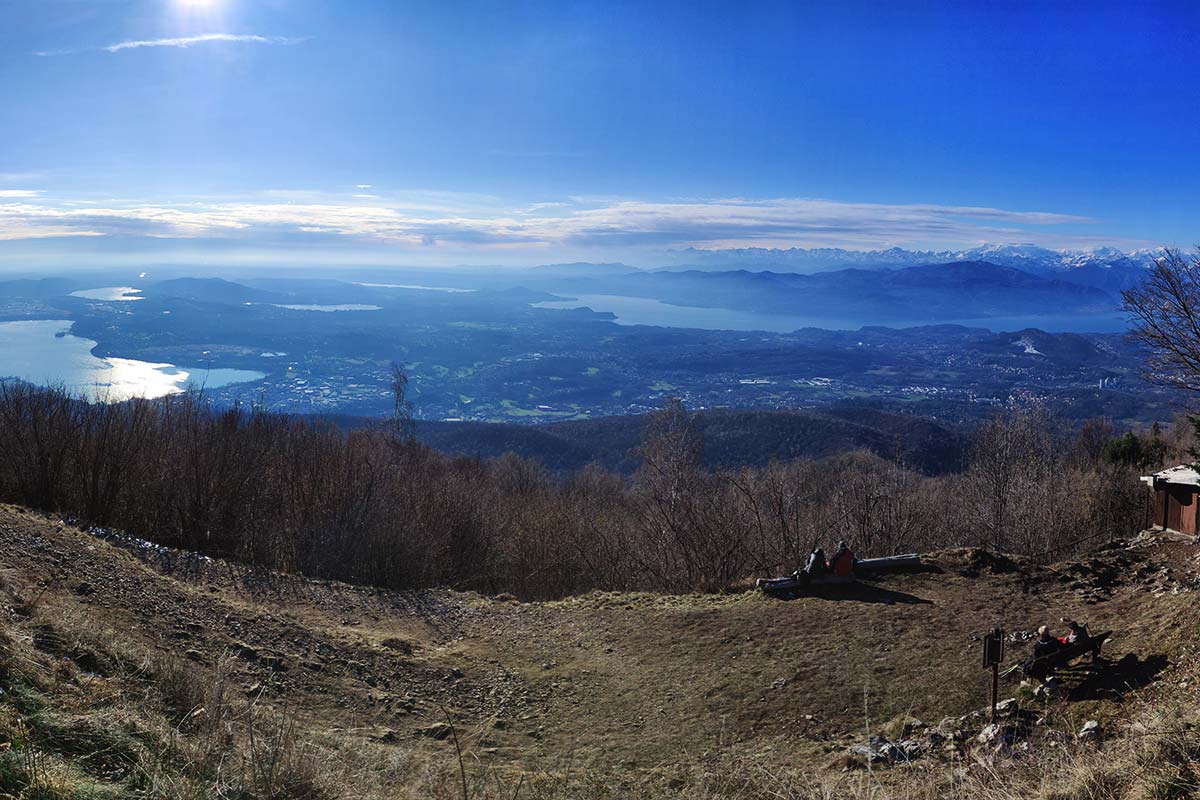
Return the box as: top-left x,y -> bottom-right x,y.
2,503 -> 1199,797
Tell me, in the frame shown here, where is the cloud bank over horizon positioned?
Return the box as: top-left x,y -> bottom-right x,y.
0,189 -> 1155,268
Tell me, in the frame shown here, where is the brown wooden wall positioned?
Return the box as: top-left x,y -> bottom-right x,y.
1156,485 -> 1199,534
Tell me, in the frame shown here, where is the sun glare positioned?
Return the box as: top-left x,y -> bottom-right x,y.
172,0 -> 224,23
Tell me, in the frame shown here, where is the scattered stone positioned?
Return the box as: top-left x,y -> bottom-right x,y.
1034,677 -> 1067,700
976,723 -> 1015,751
1078,720 -> 1102,743
848,743 -> 887,765
849,734 -> 923,765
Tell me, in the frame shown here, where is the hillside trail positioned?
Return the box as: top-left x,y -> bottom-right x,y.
1,503 -> 1197,776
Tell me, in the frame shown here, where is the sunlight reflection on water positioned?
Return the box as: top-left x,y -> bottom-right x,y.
0,320 -> 265,401
69,286 -> 144,301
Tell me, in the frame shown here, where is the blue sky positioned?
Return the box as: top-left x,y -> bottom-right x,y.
2,0 -> 1198,268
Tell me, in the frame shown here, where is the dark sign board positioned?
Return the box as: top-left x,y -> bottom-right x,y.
982,628 -> 1004,668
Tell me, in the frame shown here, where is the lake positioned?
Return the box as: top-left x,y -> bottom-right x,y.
70,286 -> 143,301
0,320 -> 266,401
532,294 -> 1131,333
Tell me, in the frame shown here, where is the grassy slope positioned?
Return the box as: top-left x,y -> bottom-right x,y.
1,503 -> 1199,798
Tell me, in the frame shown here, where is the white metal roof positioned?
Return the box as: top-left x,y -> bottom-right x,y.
1142,464 -> 1200,487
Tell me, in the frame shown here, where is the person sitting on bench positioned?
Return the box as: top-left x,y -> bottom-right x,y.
794,547 -> 827,586
806,547 -> 828,577
1033,625 -> 1064,658
829,540 -> 855,578
1061,618 -> 1089,644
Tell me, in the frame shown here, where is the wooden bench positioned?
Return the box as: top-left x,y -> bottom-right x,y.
1023,631 -> 1111,679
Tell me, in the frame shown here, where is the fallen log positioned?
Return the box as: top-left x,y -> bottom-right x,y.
856,553 -> 922,573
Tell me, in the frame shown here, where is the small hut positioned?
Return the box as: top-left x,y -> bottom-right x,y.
1141,465 -> 1200,535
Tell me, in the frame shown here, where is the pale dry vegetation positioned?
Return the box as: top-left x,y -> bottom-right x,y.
0,581 -> 343,799
5,594 -> 1198,800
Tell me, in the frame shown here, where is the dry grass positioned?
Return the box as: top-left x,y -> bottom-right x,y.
0,576 -> 345,800
2,505 -> 1200,799
3,600 -> 1200,800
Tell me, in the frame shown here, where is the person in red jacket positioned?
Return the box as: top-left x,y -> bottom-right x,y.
829,540 -> 856,577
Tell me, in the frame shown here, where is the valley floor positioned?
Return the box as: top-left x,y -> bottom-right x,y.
1,503 -> 1199,798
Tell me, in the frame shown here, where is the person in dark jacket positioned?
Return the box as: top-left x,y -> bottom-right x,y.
805,547 -> 827,576
1033,625 -> 1064,658
794,546 -> 827,586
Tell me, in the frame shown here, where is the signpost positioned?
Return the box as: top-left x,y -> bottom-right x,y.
982,628 -> 1004,723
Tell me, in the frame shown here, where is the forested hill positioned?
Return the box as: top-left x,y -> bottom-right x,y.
395,406 -> 968,474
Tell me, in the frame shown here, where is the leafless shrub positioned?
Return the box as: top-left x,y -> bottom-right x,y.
0,383 -> 1160,598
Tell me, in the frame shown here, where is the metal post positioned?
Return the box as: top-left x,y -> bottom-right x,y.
991,662 -> 999,723
983,626 -> 1004,724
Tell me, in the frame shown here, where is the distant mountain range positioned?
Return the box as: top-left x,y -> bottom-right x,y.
655,244 -> 1160,290
529,260 -> 1121,323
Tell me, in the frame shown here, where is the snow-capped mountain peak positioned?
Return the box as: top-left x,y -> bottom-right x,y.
657,244 -> 1163,292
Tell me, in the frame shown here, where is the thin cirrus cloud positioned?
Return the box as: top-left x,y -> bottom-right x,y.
0,193 -> 1136,252
34,33 -> 309,57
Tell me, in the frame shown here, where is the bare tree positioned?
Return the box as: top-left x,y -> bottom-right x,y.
1123,247 -> 1200,394
968,408 -> 1058,552
0,380 -> 1156,598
